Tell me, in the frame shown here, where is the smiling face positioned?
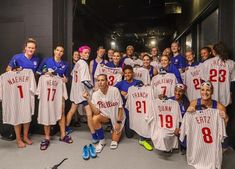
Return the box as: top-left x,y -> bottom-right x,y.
171,42 -> 180,54
124,68 -> 134,82
185,51 -> 194,62
143,55 -> 151,68
200,84 -> 213,101
200,49 -> 210,61
160,55 -> 170,68
126,47 -> 134,57
163,48 -> 171,56
97,74 -> 108,90
80,49 -> 90,60
113,52 -> 121,65
151,47 -> 158,56
72,51 -> 80,62
174,87 -> 184,100
24,42 -> 36,57
54,46 -> 64,59
97,48 -> 106,58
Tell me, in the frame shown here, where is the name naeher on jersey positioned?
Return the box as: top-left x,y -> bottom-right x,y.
7,75 -> 29,85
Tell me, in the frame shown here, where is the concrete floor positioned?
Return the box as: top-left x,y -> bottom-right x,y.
0,125 -> 233,169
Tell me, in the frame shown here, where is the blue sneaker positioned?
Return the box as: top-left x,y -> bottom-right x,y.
82,145 -> 90,160
92,138 -> 99,144
89,144 -> 97,158
65,127 -> 73,135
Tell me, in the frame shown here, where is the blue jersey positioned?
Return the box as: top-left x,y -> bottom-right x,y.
8,53 -> 40,73
169,96 -> 189,117
37,57 -> 69,78
149,66 -> 154,79
106,61 -> 122,68
196,98 -> 217,110
171,54 -> 186,70
165,64 -> 183,83
115,79 -> 141,104
186,60 -> 199,68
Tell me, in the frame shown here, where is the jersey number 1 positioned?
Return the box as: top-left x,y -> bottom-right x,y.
17,85 -> 24,99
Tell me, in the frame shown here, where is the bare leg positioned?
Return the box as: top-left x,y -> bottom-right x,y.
59,113 -> 66,139
44,125 -> 50,140
14,124 -> 25,148
59,99 -> 66,139
66,103 -> 78,126
112,130 -> 122,142
84,105 -> 95,133
23,123 -> 32,145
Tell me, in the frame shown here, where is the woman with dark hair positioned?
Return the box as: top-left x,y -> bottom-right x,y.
36,46 -> 72,150
200,46 -> 213,62
106,51 -> 122,68
200,42 -> 235,107
142,54 -> 158,79
160,55 -> 183,84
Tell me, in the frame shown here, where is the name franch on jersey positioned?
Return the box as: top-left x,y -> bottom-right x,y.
131,91 -> 149,98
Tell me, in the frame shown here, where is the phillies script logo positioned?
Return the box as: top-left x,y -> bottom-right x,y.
97,101 -> 118,108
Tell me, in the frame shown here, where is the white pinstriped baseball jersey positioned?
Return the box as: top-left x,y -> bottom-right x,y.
180,109 -> 226,169
94,64 -> 122,86
126,85 -> 154,138
0,69 -> 36,125
133,67 -> 151,85
151,73 -> 176,99
151,99 -> 182,151
70,59 -> 92,104
36,75 -> 68,125
184,65 -> 201,101
200,56 -> 235,106
91,86 -> 125,129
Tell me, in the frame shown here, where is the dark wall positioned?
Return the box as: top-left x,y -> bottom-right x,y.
219,0 -> 235,149
176,0 -> 215,36
0,0 -> 73,74
73,5 -> 109,59
0,0 -> 53,73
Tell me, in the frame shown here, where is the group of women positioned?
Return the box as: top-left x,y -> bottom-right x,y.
1,38 -> 233,159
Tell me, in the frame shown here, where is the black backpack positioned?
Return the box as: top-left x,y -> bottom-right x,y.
0,105 -> 16,141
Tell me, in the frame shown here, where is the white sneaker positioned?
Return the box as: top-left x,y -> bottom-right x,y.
110,141 -> 118,149
96,139 -> 106,153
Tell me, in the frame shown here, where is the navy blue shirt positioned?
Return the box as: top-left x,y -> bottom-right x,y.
169,96 -> 190,117
8,53 -> 40,73
115,79 -> 141,104
186,60 -> 199,68
164,64 -> 183,84
106,61 -> 122,68
171,54 -> 186,70
37,57 -> 69,78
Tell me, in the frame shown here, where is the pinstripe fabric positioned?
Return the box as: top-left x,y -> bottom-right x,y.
180,109 -> 226,169
0,69 -> 36,125
151,73 -> 176,99
36,75 -> 68,125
